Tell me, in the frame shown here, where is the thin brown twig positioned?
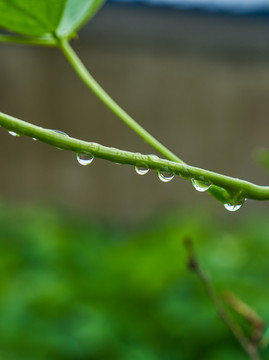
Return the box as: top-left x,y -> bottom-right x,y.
223,291 -> 265,346
183,237 -> 261,360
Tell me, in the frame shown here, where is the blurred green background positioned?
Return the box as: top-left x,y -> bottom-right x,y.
0,202 -> 268,359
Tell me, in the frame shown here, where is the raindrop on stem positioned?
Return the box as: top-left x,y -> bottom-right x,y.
50,129 -> 68,136
224,198 -> 247,212
157,170 -> 175,182
8,131 -> 20,137
135,166 -> 149,175
76,153 -> 94,166
191,179 -> 211,192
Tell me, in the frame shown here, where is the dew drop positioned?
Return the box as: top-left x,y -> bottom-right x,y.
135,166 -> 149,175
50,129 -> 68,136
157,170 -> 175,182
32,138 -> 37,141
224,199 -> 247,212
8,131 -> 20,137
224,203 -> 242,212
76,153 -> 94,166
191,179 -> 211,192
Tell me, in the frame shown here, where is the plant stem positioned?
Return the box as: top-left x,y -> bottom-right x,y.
57,38 -> 183,163
223,292 -> 265,345
1,110 -> 269,201
184,238 -> 261,360
0,36 -> 265,203
57,38 -> 233,203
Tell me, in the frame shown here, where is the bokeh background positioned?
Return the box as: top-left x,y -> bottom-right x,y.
0,0 -> 269,358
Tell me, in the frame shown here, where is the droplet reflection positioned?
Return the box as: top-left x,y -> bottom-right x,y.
135,166 -> 149,175
8,131 -> 19,137
76,153 -> 94,166
191,179 -> 211,192
224,198 -> 247,212
157,170 -> 175,182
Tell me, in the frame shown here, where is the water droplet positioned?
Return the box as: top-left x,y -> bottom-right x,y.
224,203 -> 242,212
224,199 -> 247,212
135,166 -> 149,175
8,131 -> 19,137
32,138 -> 37,141
50,129 -> 68,136
157,170 -> 175,182
76,153 -> 94,166
191,179 -> 211,192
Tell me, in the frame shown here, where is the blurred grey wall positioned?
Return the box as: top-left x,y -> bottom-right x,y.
1,4 -> 269,220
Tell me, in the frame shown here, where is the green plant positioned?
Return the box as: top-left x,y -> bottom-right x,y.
0,0 -> 268,211
0,203 -> 268,360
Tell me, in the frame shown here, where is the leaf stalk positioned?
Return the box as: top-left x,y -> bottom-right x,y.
0,110 -> 269,201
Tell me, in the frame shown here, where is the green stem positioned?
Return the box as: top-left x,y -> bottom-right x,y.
1,110 -> 269,201
184,238 -> 261,360
0,34 -> 57,47
0,36 -> 257,203
0,34 -> 230,203
57,38 -> 232,202
57,38 -> 182,163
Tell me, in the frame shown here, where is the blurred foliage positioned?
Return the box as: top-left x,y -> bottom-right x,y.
0,203 -> 268,359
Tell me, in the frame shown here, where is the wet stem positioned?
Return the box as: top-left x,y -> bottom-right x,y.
56,37 -> 233,204
1,35 -> 269,205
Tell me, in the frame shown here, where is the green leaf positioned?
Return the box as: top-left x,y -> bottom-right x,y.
56,0 -> 105,37
0,0 -> 64,36
0,0 -> 105,38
